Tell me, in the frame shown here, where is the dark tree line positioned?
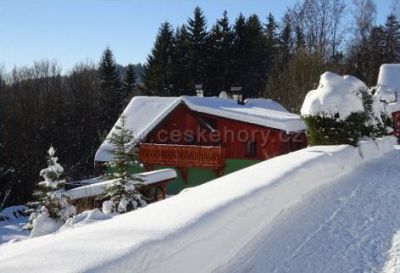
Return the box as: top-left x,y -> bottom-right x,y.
144,2 -> 400,111
1,0 -> 399,208
0,51 -> 142,208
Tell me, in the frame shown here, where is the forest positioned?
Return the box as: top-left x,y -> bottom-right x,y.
0,0 -> 399,208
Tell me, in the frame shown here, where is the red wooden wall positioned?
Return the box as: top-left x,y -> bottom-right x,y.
392,111 -> 400,138
145,103 -> 308,161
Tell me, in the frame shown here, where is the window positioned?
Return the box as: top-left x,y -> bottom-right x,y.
197,116 -> 217,132
246,141 -> 257,157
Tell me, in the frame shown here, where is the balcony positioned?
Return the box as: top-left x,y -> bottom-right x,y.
139,143 -> 225,169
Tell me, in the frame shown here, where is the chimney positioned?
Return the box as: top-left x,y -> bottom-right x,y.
195,84 -> 204,97
230,86 -> 244,104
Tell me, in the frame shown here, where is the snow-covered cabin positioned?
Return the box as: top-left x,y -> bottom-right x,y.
377,64 -> 400,137
95,96 -> 307,194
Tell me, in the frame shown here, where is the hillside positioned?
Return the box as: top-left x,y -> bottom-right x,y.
0,139 -> 398,273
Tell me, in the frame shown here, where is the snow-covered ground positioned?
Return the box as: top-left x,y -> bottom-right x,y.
0,206 -> 29,244
0,139 -> 398,273
218,146 -> 400,273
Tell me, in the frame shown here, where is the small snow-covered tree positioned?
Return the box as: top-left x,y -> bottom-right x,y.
302,73 -> 392,146
101,115 -> 146,214
25,146 -> 75,230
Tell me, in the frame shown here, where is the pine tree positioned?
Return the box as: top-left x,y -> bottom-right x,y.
278,14 -> 293,68
143,22 -> 174,95
25,146 -> 75,229
98,47 -> 123,132
187,6 -> 209,90
99,47 -> 121,90
265,13 -> 279,66
384,14 -> 400,63
101,115 -> 146,214
171,25 -> 191,95
206,11 -> 234,95
369,26 -> 386,84
232,14 -> 247,88
241,14 -> 268,98
121,64 -> 137,101
295,25 -> 306,51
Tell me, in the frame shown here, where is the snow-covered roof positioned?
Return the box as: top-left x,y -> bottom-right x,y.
243,98 -> 289,112
301,72 -> 366,120
376,64 -> 400,103
65,169 -> 177,200
387,102 -> 400,114
95,96 -> 305,162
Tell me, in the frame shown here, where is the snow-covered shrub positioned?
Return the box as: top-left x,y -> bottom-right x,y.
301,72 -> 391,146
100,115 -> 146,214
25,146 -> 76,231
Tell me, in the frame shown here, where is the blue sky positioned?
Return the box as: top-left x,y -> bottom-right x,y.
0,0 -> 395,73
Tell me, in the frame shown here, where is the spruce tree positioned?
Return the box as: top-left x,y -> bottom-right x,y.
295,25 -> 306,51
121,64 -> 137,101
171,25 -> 191,95
99,47 -> 121,90
242,14 -> 268,98
384,14 -> 400,63
206,11 -> 234,95
265,13 -> 279,67
278,14 -> 292,68
232,14 -> 247,89
143,22 -> 174,95
25,146 -> 75,229
101,115 -> 146,214
98,47 -> 122,132
187,7 -> 209,90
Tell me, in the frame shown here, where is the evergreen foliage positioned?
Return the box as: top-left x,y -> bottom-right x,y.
121,64 -> 137,100
303,113 -> 369,146
100,115 -> 146,214
2,2 -> 400,208
206,11 -> 234,95
25,146 -> 75,229
383,14 -> 400,63
171,25 -> 191,95
143,22 -> 174,95
303,88 -> 391,146
99,47 -> 121,90
187,7 -> 209,90
98,47 -> 123,132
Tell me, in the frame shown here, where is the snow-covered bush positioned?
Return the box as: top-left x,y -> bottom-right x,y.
100,115 -> 146,214
301,72 -> 391,146
25,146 -> 76,232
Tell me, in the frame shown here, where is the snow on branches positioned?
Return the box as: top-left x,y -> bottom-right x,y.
100,115 -> 146,214
25,146 -> 75,234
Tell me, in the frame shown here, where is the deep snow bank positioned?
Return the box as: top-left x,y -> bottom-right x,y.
382,231 -> 400,273
0,138 -> 396,273
301,72 -> 366,120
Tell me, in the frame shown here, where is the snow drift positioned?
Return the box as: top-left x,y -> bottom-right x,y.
301,72 -> 367,120
0,138 -> 396,273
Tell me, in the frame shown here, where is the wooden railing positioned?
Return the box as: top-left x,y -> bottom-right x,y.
139,144 -> 225,169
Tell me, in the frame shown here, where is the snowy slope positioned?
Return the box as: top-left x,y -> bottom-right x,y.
218,146 -> 400,273
0,206 -> 29,244
0,139 -> 397,273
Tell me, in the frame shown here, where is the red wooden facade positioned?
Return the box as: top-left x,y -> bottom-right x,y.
139,103 -> 308,169
392,111 -> 400,138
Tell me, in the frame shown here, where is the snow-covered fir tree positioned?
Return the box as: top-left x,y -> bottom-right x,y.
101,115 -> 146,214
25,146 -> 75,230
